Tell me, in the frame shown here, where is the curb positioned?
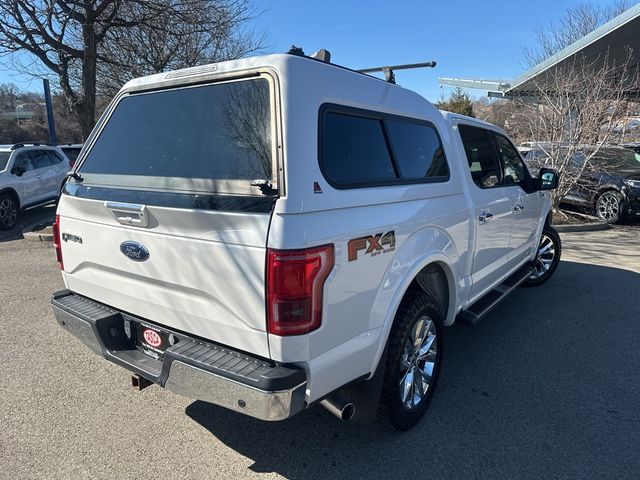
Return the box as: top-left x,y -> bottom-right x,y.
22,222 -> 54,242
23,231 -> 54,242
553,222 -> 612,233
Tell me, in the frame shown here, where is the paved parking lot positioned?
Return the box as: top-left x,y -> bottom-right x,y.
1,226 -> 639,479
0,204 -> 56,243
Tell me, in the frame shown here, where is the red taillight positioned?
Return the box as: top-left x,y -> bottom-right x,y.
266,244 -> 334,336
52,214 -> 63,270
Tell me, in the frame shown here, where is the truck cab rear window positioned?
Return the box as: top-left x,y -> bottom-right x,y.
320,106 -> 449,188
79,78 -> 274,193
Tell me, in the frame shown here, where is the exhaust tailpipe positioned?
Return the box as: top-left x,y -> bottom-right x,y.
320,395 -> 355,422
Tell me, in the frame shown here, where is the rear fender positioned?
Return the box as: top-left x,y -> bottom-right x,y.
366,227 -> 459,378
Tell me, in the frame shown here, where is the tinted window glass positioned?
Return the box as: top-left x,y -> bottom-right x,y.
48,151 -> 64,164
62,148 -> 81,163
458,125 -> 500,188
386,120 -> 449,179
80,79 -> 273,186
493,133 -> 527,185
30,151 -> 53,169
0,152 -> 9,171
323,112 -> 396,185
593,147 -> 640,169
13,153 -> 34,172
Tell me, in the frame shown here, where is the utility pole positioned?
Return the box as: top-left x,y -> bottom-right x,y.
42,79 -> 57,145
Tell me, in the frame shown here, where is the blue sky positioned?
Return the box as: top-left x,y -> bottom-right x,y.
0,0 -> 623,101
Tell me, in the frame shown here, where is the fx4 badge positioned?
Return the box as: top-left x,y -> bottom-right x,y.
348,231 -> 396,261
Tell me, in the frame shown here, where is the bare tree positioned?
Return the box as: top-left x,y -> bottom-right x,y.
524,1 -> 631,67
222,79 -> 272,179
0,1 -> 146,139
97,0 -> 266,97
0,1 -> 265,139
512,49 -> 640,213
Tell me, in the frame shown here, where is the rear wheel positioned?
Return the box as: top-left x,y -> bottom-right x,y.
525,225 -> 561,286
595,190 -> 623,224
382,288 -> 444,431
0,193 -> 19,231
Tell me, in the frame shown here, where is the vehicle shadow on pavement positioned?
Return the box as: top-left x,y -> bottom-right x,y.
186,260 -> 640,480
0,204 -> 56,243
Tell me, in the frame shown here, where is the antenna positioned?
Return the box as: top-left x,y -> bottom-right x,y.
357,61 -> 437,84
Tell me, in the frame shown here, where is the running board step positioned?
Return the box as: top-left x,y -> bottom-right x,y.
457,265 -> 534,326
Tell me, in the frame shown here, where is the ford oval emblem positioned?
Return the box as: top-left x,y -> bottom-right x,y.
120,241 -> 150,262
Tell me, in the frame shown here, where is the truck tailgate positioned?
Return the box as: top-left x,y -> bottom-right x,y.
58,192 -> 272,358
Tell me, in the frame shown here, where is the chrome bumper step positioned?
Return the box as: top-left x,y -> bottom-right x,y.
51,290 -> 307,421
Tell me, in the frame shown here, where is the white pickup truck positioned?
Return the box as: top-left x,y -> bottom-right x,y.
51,51 -> 561,431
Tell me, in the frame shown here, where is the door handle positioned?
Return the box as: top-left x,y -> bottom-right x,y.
479,211 -> 494,223
513,204 -> 524,212
105,201 -> 150,227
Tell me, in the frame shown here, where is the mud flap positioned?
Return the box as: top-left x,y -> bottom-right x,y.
343,345 -> 388,423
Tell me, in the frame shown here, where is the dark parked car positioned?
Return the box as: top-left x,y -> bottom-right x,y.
621,142 -> 640,154
520,144 -> 640,223
60,144 -> 83,168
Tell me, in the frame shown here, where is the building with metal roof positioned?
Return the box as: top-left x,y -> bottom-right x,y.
439,3 -> 640,98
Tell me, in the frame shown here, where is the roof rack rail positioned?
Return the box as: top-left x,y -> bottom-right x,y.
10,141 -> 50,151
357,61 -> 437,84
285,45 -> 436,84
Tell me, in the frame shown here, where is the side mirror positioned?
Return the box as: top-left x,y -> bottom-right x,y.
538,168 -> 559,190
11,166 -> 25,177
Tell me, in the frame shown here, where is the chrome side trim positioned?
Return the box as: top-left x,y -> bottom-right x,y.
165,361 -> 307,421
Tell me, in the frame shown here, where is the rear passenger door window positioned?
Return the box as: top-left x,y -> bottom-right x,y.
458,125 -> 501,188
30,151 -> 54,170
385,120 -> 449,180
322,112 -> 396,185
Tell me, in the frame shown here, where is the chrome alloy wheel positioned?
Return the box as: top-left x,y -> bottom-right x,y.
530,233 -> 555,279
0,197 -> 17,229
399,315 -> 438,410
596,192 -> 620,222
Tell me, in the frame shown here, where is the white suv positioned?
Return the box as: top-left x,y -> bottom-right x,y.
0,143 -> 69,230
51,52 -> 561,431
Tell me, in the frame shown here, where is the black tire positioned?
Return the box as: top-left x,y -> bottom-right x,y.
524,225 -> 561,287
0,192 -> 19,231
595,190 -> 624,224
382,287 -> 444,431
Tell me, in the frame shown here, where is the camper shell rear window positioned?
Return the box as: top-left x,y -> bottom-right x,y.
79,77 -> 276,195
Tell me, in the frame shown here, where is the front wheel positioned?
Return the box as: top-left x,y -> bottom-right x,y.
524,225 -> 561,286
0,193 -> 19,231
382,288 -> 444,431
595,190 -> 623,224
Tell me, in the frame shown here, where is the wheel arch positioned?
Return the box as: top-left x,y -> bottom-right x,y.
594,185 -> 624,204
367,238 -> 459,379
0,187 -> 20,209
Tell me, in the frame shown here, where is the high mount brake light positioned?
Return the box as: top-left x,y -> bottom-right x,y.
266,245 -> 334,336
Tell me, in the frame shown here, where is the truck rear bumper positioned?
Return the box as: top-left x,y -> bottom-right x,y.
51,290 -> 307,421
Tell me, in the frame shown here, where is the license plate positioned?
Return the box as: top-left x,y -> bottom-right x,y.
136,323 -> 168,358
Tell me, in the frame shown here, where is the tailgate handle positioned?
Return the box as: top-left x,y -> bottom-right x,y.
105,201 -> 150,228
